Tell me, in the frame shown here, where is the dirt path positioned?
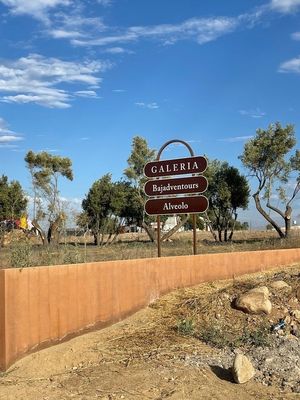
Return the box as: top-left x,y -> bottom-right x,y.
0,267 -> 300,400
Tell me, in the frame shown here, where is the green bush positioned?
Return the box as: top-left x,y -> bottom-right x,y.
10,240 -> 33,268
177,318 -> 195,336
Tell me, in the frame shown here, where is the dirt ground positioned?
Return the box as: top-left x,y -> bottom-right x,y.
1,266 -> 300,400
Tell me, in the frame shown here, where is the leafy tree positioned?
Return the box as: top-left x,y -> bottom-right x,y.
240,122 -> 300,238
0,175 -> 27,220
81,175 -> 129,246
233,221 -> 249,231
124,136 -> 189,242
184,215 -> 205,231
124,136 -> 157,241
24,151 -> 73,245
206,160 -> 250,241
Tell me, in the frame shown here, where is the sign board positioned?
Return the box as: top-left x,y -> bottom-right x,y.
144,156 -> 207,178
144,176 -> 208,197
145,195 -> 209,216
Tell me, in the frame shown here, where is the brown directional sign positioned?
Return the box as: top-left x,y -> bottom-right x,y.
144,156 -> 207,178
144,176 -> 208,197
145,195 -> 209,216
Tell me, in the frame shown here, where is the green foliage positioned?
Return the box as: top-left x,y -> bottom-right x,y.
184,215 -> 205,231
240,122 -> 300,238
0,175 -> 27,220
81,174 -> 131,245
198,322 -> 270,349
62,245 -> 84,264
206,160 -> 250,241
177,318 -> 195,336
10,239 -> 33,268
24,150 -> 73,244
233,221 -> 249,231
124,136 -> 156,189
123,136 -> 158,239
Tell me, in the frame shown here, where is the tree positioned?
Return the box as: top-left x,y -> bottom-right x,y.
0,175 -> 27,220
240,122 -> 300,238
124,136 -> 157,241
24,151 -> 73,245
81,175 -> 129,246
183,215 -> 205,231
124,136 -> 189,242
206,160 -> 250,241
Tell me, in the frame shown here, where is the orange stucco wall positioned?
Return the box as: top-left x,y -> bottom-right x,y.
0,247 -> 300,371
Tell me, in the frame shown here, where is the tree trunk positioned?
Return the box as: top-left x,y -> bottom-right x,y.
284,205 -> 292,238
161,215 -> 189,242
253,193 -> 285,238
142,221 -> 156,242
218,229 -> 222,242
47,215 -> 63,245
204,212 -> 218,242
32,219 -> 46,245
228,212 -> 238,241
224,228 -> 228,242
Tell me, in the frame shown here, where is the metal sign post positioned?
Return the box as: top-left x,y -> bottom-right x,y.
143,139 -> 208,257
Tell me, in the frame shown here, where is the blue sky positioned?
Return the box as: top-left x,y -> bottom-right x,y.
0,0 -> 300,226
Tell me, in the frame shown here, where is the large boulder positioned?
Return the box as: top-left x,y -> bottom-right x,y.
235,286 -> 272,315
232,353 -> 255,384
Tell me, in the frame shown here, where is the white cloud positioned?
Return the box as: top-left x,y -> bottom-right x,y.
0,54 -> 110,108
135,102 -> 159,109
96,0 -> 112,5
48,29 -> 85,39
112,89 -> 126,93
104,47 -> 130,54
279,56 -> 300,73
0,117 -> 23,148
72,16 -> 239,47
0,134 -> 22,142
0,0 -> 70,20
239,108 -> 266,118
270,0 -> 300,13
47,12 -> 105,40
291,31 -> 300,40
75,90 -> 98,98
219,136 -> 253,143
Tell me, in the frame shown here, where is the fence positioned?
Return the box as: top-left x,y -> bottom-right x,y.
0,247 -> 300,371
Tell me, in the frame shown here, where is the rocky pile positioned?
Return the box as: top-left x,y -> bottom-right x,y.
174,269 -> 300,392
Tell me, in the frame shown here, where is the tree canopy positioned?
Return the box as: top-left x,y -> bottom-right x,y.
0,175 -> 27,220
206,160 -> 250,241
81,174 -> 132,246
25,150 -> 73,244
239,122 -> 300,238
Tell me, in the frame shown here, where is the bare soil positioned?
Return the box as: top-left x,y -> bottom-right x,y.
1,265 -> 300,400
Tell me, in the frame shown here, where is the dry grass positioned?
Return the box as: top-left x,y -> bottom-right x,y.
0,229 -> 299,268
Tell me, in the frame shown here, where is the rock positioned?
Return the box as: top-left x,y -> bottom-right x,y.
235,286 -> 272,315
296,287 -> 300,302
250,286 -> 270,296
292,310 -> 300,321
270,281 -> 292,290
232,354 -> 255,384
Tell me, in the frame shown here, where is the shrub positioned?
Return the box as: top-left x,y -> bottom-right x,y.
10,239 -> 33,268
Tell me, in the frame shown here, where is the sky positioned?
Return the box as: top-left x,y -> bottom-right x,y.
0,0 -> 300,227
